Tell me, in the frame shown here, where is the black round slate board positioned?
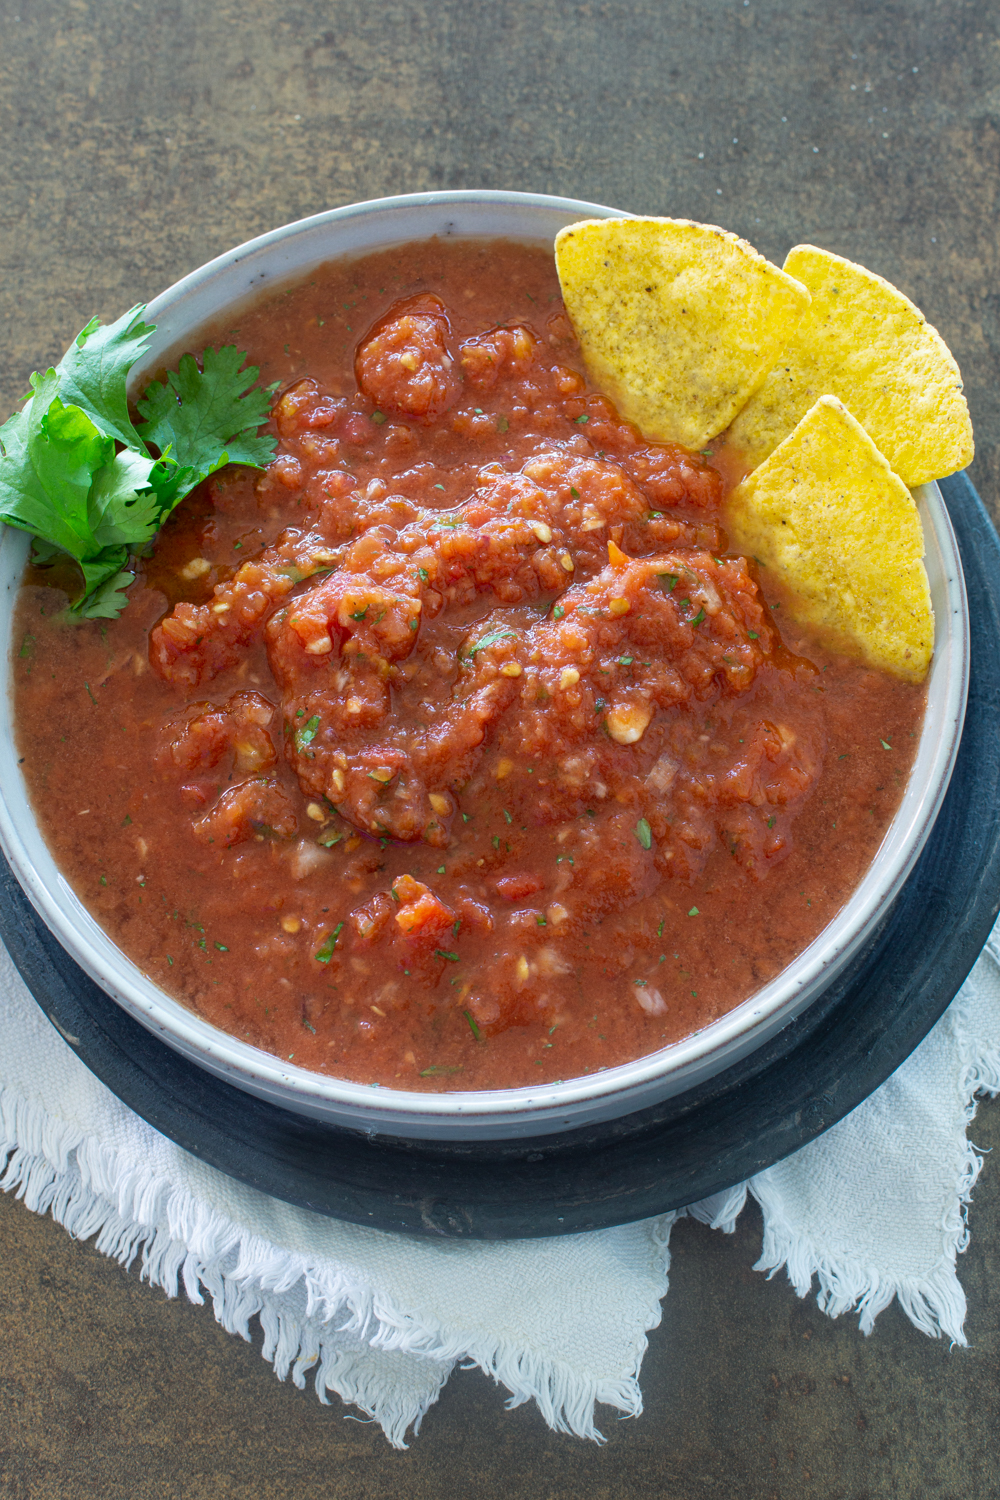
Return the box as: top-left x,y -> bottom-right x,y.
3,470 -> 999,1241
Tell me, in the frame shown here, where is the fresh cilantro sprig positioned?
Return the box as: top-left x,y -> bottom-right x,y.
0,305 -> 278,618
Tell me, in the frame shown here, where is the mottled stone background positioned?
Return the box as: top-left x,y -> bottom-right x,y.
1,0 -> 999,1495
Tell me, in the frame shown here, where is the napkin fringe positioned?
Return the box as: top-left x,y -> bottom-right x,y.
497,1362 -> 641,1441
0,1080 -> 646,1445
177,1226 -> 647,1439
750,1206 -> 971,1341
142,1226 -> 451,1448
749,988 -> 1000,1345
0,1084 -> 445,1445
305,1344 -> 446,1448
367,1328 -> 638,1442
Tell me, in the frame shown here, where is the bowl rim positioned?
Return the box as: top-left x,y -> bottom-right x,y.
0,189 -> 971,1133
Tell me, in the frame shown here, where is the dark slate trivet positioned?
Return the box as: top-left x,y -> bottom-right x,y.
2,470 -> 998,1241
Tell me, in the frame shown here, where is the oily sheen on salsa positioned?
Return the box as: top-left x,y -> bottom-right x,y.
12,239 -> 924,1091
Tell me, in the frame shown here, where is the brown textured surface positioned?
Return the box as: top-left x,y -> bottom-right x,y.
1,0 -> 999,1494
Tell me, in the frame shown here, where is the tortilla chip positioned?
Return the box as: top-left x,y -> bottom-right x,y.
554,218 -> 811,450
728,245 -> 973,485
725,395 -> 933,683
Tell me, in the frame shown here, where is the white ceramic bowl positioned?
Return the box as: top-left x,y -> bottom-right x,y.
0,191 -> 969,1139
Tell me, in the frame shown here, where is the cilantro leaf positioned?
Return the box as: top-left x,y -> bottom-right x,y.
464,1010 -> 483,1041
53,305 -> 156,450
37,389 -> 115,516
0,376 -> 114,559
0,380 -> 157,588
87,449 -> 161,549
143,447 -> 232,519
73,560 -> 136,618
30,537 -> 64,566
463,626 -> 517,659
295,714 -> 321,752
315,922 -> 344,963
136,346 -> 277,517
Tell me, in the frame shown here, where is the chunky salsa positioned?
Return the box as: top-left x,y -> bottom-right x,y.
11,238 -> 925,1091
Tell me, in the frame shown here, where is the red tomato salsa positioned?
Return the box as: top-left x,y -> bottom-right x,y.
11,239 -> 925,1091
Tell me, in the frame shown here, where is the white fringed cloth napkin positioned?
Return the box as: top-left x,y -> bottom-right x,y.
3,919 -> 1000,1448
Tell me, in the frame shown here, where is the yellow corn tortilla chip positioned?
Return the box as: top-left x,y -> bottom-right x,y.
725,394 -> 933,683
728,244 -> 974,485
554,218 -> 811,450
